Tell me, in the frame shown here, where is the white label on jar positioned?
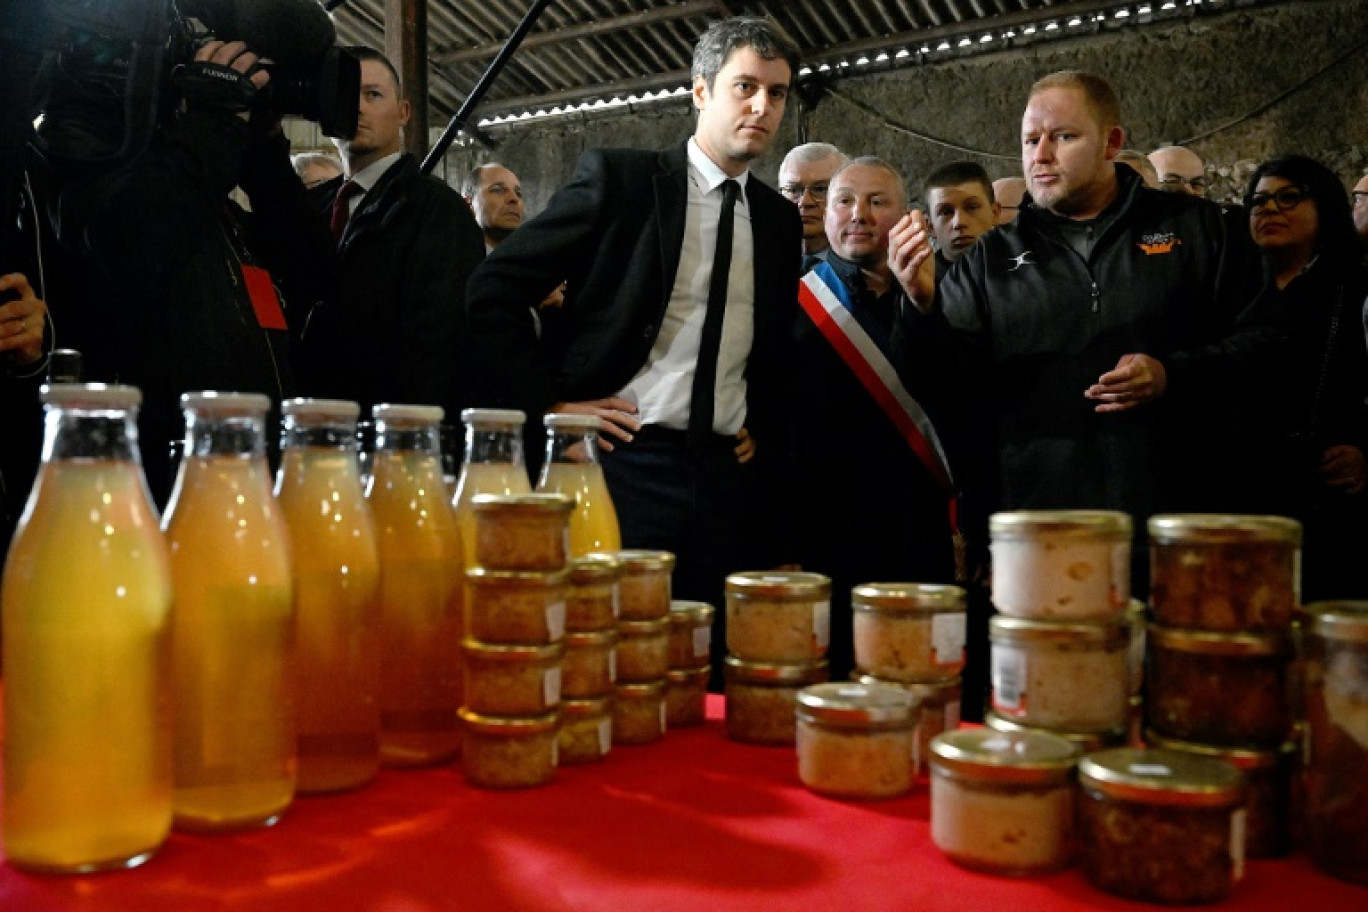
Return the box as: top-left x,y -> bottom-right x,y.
608,650 -> 617,682
813,600 -> 831,648
945,699 -> 961,730
932,613 -> 966,664
546,600 -> 567,641
611,583 -> 621,618
992,647 -> 1026,714
1110,540 -> 1130,608
544,667 -> 562,705
693,626 -> 711,658
1230,808 -> 1247,881
598,717 -> 612,754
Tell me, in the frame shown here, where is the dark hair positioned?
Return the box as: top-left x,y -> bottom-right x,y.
691,17 -> 800,93
345,45 -> 402,96
1243,155 -> 1359,264
924,161 -> 995,202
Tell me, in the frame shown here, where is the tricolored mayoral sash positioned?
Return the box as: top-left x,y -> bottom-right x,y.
798,261 -> 956,495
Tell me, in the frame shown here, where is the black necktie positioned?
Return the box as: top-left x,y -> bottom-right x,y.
688,178 -> 739,453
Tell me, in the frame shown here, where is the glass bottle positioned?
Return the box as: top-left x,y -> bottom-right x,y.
369,404 -> 465,766
275,398 -> 382,792
2,383 -> 173,873
163,391 -> 295,832
536,413 -> 621,556
451,408 -> 531,567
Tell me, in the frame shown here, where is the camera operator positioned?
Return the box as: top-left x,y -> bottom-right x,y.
31,27 -> 335,505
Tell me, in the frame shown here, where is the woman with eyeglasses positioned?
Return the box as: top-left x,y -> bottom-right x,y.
1239,154 -> 1368,599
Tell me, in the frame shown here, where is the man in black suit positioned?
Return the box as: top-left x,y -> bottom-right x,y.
466,17 -> 803,676
301,46 -> 485,418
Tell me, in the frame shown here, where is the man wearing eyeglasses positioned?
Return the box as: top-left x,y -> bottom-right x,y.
779,142 -> 848,258
1149,145 -> 1208,197
1350,174 -> 1368,252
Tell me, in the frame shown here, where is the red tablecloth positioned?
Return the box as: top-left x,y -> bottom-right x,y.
2,696 -> 1363,911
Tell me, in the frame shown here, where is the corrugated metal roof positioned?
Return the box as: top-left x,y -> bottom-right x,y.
329,0 -> 1291,130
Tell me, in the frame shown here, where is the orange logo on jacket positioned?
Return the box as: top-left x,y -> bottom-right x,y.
1137,232 -> 1181,255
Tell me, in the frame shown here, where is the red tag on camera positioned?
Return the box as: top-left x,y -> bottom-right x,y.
242,265 -> 288,330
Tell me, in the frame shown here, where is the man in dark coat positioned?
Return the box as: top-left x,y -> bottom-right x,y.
302,47 -> 485,419
466,18 -> 804,682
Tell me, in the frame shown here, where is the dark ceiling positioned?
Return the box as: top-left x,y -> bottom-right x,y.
329,0 -> 1289,131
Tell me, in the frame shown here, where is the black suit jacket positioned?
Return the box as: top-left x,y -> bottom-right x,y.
302,154 -> 485,418
465,142 -> 802,453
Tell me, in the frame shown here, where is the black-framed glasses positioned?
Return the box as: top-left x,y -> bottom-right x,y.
780,182 -> 829,202
1352,190 -> 1368,207
1250,186 -> 1311,213
1158,174 -> 1207,191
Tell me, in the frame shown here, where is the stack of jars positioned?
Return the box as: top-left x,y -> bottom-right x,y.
559,552 -> 621,764
985,511 -> 1136,752
850,583 -> 967,776
722,571 -> 831,746
1143,514 -> 1303,859
460,490 -> 573,789
665,600 -> 715,727
611,550 -> 676,745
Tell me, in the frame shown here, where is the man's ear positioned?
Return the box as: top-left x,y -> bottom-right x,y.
399,99 -> 412,129
1103,125 -> 1125,161
691,74 -> 708,113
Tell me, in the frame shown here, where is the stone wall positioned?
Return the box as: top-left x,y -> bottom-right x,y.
424,0 -> 1368,212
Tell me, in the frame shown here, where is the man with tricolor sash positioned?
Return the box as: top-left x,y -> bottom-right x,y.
792,157 -> 966,689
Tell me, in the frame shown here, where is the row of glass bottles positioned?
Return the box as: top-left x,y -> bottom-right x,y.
0,388 -> 619,874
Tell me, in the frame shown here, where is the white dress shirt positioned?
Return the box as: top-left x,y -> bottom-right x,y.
617,137 -> 755,436
343,152 -> 403,215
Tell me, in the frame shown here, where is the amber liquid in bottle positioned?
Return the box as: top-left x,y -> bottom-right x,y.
163,393 -> 295,832
275,399 -> 382,792
370,405 -> 466,765
2,385 -> 174,873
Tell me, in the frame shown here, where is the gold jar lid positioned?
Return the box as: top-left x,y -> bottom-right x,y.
472,492 -> 574,515
929,728 -> 1078,785
796,682 -> 915,728
461,639 -> 564,663
459,407 -> 526,428
669,600 -> 715,625
852,582 -> 965,614
618,617 -> 670,637
282,396 -> 360,420
1143,730 -> 1298,772
1146,624 -> 1291,657
1079,748 -> 1245,807
1147,513 -> 1302,546
666,665 -> 710,683
372,403 -> 444,423
543,412 -> 603,431
615,549 -> 677,572
984,711 -> 1125,752
990,614 -> 1130,648
561,696 -> 612,718
466,567 -> 569,588
855,673 -> 961,707
564,629 -> 619,649
616,679 -> 668,698
726,571 -> 832,599
1301,601 -> 1368,645
989,509 -> 1132,540
568,552 -> 621,583
459,707 -> 559,736
725,655 -> 830,685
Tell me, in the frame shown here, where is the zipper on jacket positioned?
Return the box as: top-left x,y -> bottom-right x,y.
1090,282 -> 1100,313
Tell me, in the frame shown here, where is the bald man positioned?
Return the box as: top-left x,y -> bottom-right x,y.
1149,145 -> 1207,197
992,176 -> 1026,225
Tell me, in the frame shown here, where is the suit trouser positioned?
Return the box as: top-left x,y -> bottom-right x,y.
601,424 -> 765,691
